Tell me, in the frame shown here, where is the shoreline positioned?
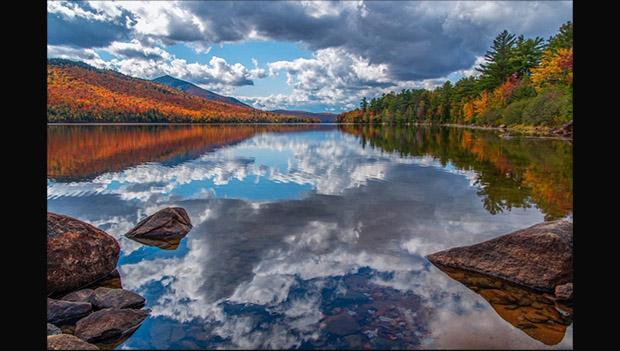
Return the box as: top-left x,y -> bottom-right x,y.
47,122 -> 572,140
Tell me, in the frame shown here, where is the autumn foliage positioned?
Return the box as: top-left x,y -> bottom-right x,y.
48,124 -> 323,180
531,48 -> 573,92
340,124 -> 572,220
47,60 -> 318,123
338,22 -> 572,128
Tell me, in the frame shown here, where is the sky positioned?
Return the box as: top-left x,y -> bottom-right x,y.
47,1 -> 572,113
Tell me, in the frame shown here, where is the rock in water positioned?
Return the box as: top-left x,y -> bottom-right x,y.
61,289 -> 96,305
47,323 -> 62,335
47,334 -> 99,350
323,313 -> 360,336
74,308 -> 150,343
426,220 -> 572,291
125,207 -> 192,242
433,265 -> 571,345
85,269 -> 123,290
92,287 -> 146,309
555,283 -> 573,301
48,212 -> 120,294
48,298 -> 93,325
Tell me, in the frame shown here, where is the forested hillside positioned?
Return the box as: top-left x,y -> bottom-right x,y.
47,59 -> 317,123
338,22 -> 573,128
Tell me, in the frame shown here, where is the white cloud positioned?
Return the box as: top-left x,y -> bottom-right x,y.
48,1 -> 572,110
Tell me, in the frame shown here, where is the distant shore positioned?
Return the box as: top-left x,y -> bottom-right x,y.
47,121 -> 572,139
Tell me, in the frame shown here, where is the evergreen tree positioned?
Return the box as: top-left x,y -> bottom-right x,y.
547,21 -> 573,52
476,30 -> 517,90
512,35 -> 545,77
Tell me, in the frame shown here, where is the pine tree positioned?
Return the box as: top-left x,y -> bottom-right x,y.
476,30 -> 517,90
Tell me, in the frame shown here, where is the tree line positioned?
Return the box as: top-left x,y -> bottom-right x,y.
47,59 -> 318,124
338,22 -> 572,128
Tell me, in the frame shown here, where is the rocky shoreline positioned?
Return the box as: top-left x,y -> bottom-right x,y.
47,208 -> 193,350
442,120 -> 573,139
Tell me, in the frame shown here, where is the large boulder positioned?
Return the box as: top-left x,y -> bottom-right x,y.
426,220 -> 572,292
47,334 -> 99,350
48,213 -> 120,294
74,308 -> 150,343
125,207 -> 192,245
48,298 -> 92,325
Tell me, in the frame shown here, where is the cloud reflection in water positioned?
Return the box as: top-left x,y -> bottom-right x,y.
48,128 -> 571,349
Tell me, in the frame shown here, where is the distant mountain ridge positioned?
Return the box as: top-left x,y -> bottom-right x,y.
47,58 -> 318,123
270,110 -> 338,123
152,75 -> 253,109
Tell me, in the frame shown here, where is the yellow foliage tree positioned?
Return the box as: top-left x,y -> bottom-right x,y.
463,101 -> 475,123
531,47 -> 573,92
473,91 -> 490,116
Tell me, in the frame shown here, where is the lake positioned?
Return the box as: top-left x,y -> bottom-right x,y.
47,124 -> 573,349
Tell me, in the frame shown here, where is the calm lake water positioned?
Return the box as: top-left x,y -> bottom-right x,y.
47,124 -> 573,349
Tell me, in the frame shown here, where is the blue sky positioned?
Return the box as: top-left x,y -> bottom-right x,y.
47,1 -> 572,113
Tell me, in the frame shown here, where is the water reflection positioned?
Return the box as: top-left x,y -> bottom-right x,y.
432,264 -> 572,346
340,125 -> 573,220
47,125 -> 572,349
125,235 -> 184,250
48,124 -> 328,181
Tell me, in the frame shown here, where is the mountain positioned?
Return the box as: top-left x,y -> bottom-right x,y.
270,110 -> 338,123
47,58 -> 317,123
152,75 -> 252,109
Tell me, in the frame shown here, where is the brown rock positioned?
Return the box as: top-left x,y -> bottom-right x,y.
47,323 -> 62,336
92,287 -> 146,309
48,212 -> 120,294
427,220 -> 572,291
435,265 -> 571,345
125,235 -> 183,250
62,289 -> 96,305
84,269 -> 123,290
125,207 -> 192,244
47,334 -> 99,350
74,308 -> 150,343
554,283 -> 573,301
48,298 -> 93,325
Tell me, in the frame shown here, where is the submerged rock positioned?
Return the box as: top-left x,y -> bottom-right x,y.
47,334 -> 99,350
323,313 -> 360,336
48,298 -> 92,325
92,287 -> 146,309
74,308 -> 150,343
433,265 -> 572,345
47,323 -> 62,336
48,212 -> 120,294
426,220 -> 572,291
125,207 -> 192,245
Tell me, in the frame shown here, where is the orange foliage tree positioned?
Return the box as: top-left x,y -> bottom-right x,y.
530,48 -> 573,92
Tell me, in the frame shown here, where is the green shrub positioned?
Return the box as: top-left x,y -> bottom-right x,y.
522,87 -> 572,126
502,98 -> 531,125
478,108 -> 503,126
508,77 -> 537,104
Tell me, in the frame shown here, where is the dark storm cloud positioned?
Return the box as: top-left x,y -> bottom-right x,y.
177,1 -> 572,80
47,2 -> 135,48
48,1 -> 572,83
